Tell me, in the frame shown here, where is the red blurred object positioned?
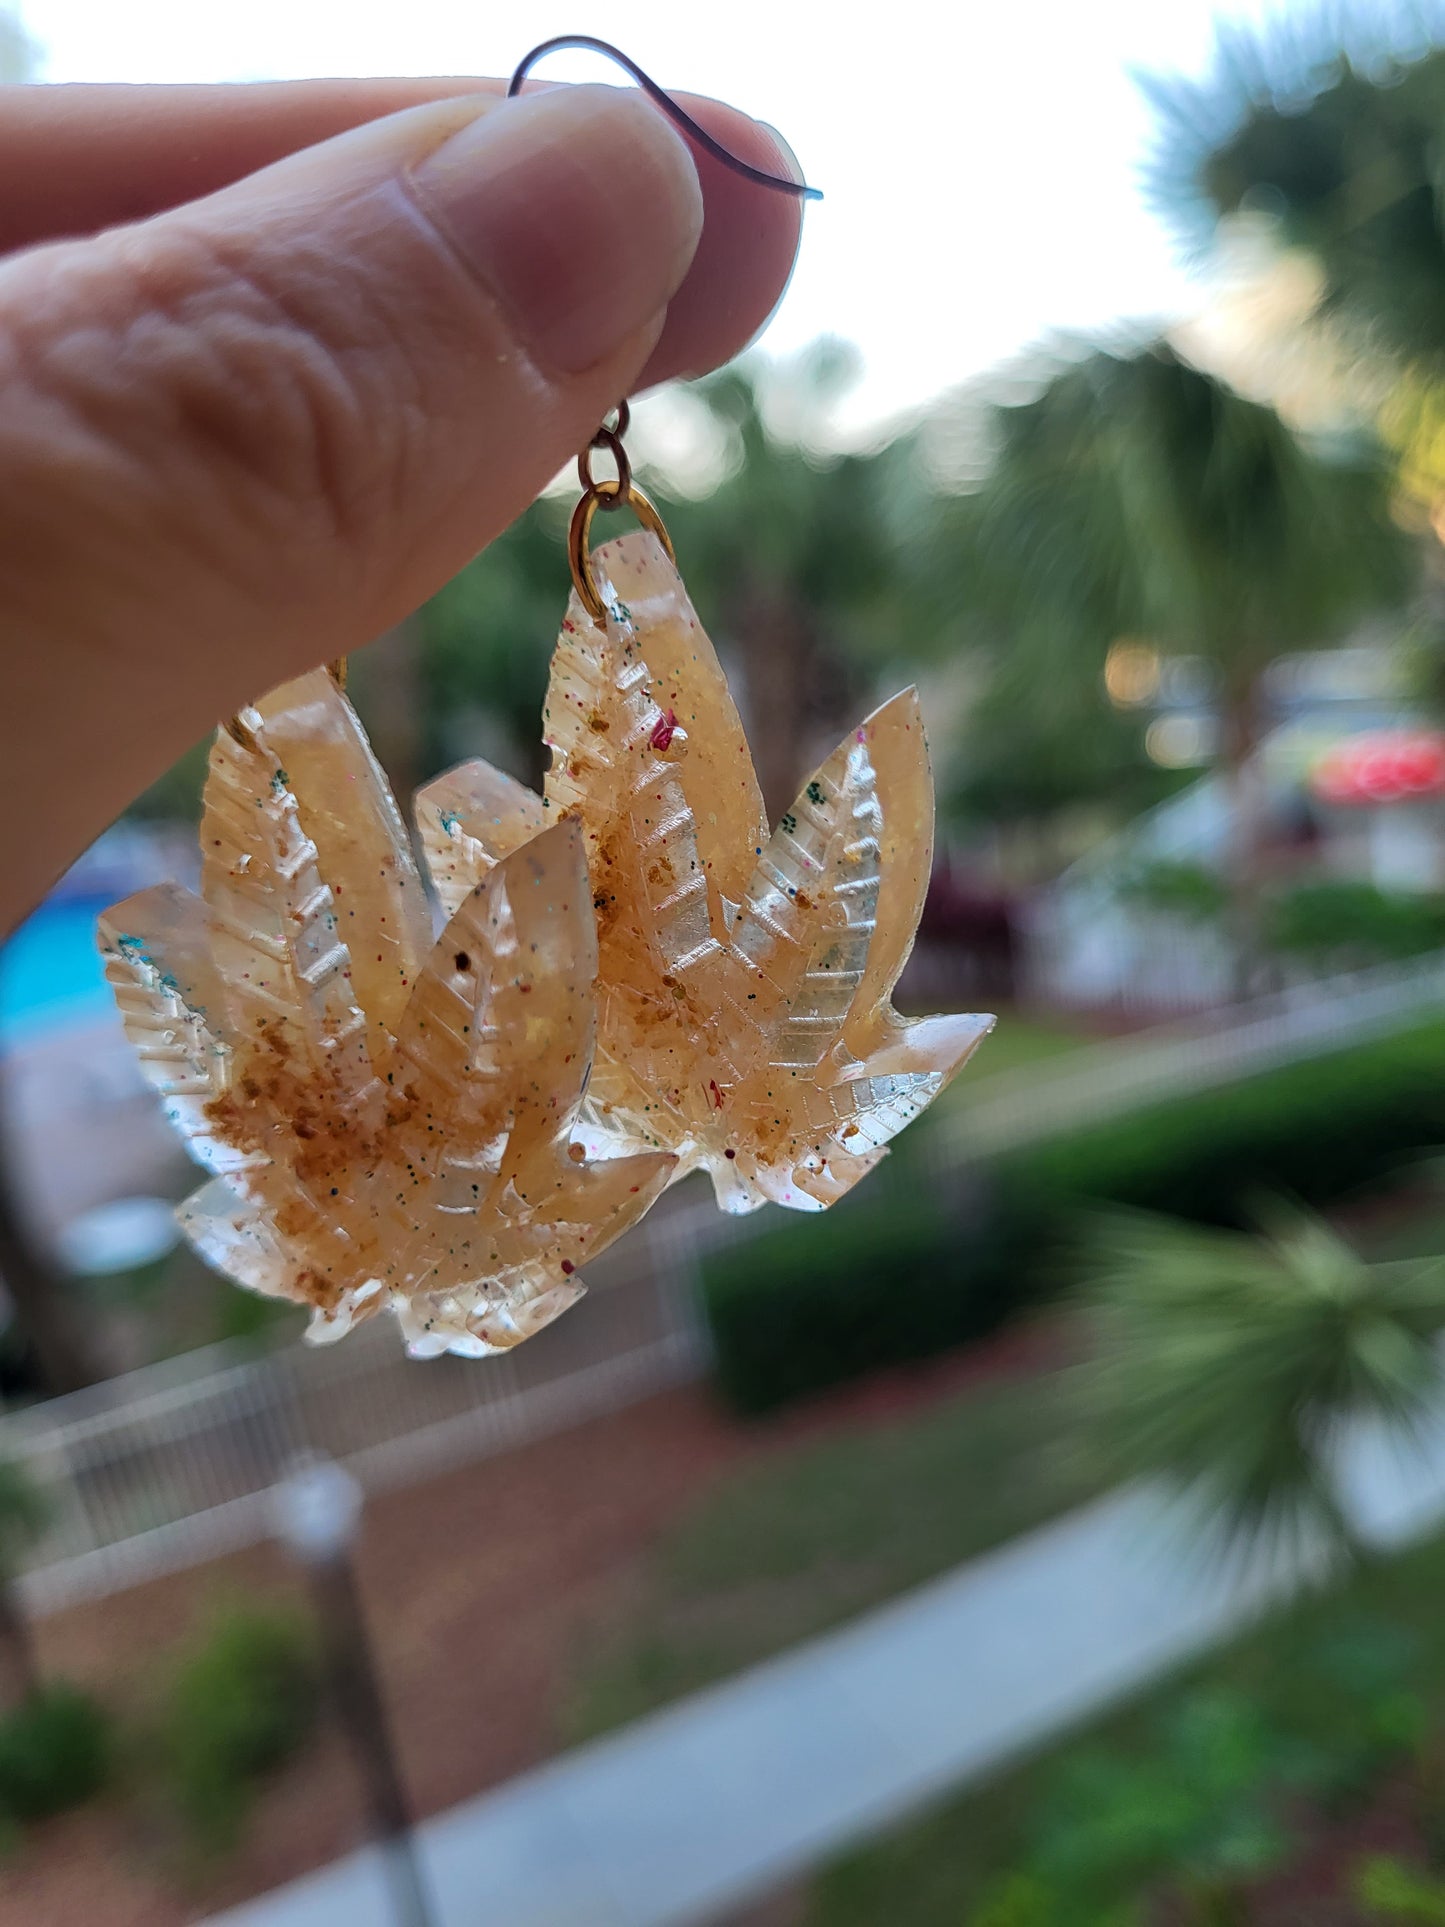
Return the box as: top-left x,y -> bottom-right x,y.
1311,731 -> 1445,807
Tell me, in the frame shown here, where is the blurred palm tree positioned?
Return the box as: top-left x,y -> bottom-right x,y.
418,350 -> 932,822
416,496 -> 572,790
1142,12 -> 1445,373
1077,1202 -> 1445,1570
1139,10 -> 1445,543
944,343 -> 1407,977
657,346 -> 928,818
944,644 -> 1183,865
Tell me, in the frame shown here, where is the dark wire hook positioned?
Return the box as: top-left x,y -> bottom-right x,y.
507,36 -> 822,203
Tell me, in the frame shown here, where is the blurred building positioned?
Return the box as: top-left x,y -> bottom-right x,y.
1024,639 -> 1445,1014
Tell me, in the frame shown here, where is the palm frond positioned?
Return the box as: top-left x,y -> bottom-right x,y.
1141,6 -> 1445,364
1076,1202 -> 1445,1564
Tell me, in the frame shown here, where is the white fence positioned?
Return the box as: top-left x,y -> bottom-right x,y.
945,949 -> 1445,1159
7,949 -> 1445,1614
5,1202 -> 718,1614
1021,896 -> 1240,1018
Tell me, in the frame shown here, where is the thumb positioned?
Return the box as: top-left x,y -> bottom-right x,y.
0,84 -> 703,920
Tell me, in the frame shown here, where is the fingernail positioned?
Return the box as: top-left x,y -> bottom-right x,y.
759,121 -> 806,190
411,86 -> 703,377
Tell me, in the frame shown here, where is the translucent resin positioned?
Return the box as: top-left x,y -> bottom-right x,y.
100,669 -> 673,1355
418,532 -> 993,1215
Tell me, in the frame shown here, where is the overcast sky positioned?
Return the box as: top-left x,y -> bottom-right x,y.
17,0 -> 1291,433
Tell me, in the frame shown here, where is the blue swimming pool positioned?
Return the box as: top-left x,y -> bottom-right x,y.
0,896 -> 115,1044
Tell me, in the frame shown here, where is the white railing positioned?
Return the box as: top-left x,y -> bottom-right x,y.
945,949 -> 1445,1159
1020,897 -> 1239,1017
5,1202 -> 714,1615
6,949 -> 1445,1614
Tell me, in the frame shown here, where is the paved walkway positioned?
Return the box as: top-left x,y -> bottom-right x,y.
209,1400 -> 1445,1927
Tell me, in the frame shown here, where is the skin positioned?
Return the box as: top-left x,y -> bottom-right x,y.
0,78 -> 804,929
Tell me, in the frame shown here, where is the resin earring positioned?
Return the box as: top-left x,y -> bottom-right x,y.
100,667 -> 675,1355
419,407 -> 993,1216
97,42 -> 991,1352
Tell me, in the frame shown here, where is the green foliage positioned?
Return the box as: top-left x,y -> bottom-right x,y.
1139,10 -> 1445,630
703,1181 -> 1028,1415
969,1873 -> 1142,1927
976,1659 -> 1423,1921
1075,1203 -> 1445,1561
1029,1689 -> 1296,1904
1299,1618 -> 1430,1803
125,735 -> 210,824
704,1021 -> 1445,1412
809,1687 -> 1299,1924
418,499 -> 569,783
946,651 -> 1176,829
927,330 -> 1409,916
1143,22 -> 1445,369
0,1683 -> 109,1821
1358,1854 -> 1445,1922
660,349 -> 923,670
807,1593 -> 1442,1925
969,1875 -> 1060,1927
1004,1020 -> 1445,1223
997,1876 -> 1142,1927
935,1015 -> 1086,1088
1118,860 -> 1229,922
1269,881 -> 1445,964
942,342 -> 1405,701
162,1608 -> 317,1854
210,1281 -> 304,1348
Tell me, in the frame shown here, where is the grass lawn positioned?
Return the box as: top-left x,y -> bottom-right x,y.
801,1528 -> 1445,1925
562,1354 -> 1110,1745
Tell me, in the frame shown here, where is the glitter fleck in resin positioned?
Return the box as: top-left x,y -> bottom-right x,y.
99,669 -> 673,1356
417,531 -> 993,1216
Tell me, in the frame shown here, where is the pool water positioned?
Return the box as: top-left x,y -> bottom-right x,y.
0,897 -> 115,1044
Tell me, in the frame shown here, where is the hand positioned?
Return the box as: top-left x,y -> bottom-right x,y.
0,78 -> 803,928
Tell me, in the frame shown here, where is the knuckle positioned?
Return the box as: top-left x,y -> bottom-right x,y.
0,222 -> 425,596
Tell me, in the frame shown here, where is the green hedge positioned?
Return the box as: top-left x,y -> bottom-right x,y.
0,1684 -> 109,1823
162,1607 -> 318,1854
703,1184 -> 1026,1415
702,1021 -> 1445,1413
1268,882 -> 1445,965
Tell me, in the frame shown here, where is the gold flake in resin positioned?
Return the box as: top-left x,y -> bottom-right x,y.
100,669 -> 673,1355
418,531 -> 993,1215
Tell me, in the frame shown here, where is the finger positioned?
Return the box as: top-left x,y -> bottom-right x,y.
0,79 -> 506,251
0,84 -> 708,926
639,98 -> 804,388
0,79 -> 805,388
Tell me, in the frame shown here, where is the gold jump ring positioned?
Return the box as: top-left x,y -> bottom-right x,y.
568,481 -> 676,624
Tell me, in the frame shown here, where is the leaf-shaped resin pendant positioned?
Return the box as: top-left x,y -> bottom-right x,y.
419,531 -> 993,1215
99,668 -> 673,1355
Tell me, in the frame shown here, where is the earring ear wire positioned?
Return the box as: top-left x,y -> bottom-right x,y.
507,36 -> 822,204
226,39 -> 818,734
